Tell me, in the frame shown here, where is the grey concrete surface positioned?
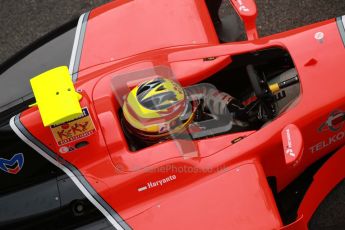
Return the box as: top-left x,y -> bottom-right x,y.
0,0 -> 110,64
0,0 -> 345,64
256,0 -> 345,35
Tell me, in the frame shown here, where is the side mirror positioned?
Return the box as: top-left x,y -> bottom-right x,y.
281,124 -> 304,166
229,0 -> 259,40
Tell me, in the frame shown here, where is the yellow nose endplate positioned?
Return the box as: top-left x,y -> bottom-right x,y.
30,66 -> 82,127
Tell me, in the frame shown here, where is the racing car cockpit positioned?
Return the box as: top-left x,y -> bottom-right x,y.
114,47 -> 300,151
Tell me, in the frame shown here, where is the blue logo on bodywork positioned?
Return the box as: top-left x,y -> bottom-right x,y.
0,153 -> 24,174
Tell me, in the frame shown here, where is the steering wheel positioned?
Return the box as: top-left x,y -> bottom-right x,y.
246,64 -> 275,120
246,65 -> 268,98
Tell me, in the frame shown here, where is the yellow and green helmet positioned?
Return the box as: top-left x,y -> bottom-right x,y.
123,78 -> 194,139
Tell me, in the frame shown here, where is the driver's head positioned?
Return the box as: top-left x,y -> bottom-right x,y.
122,77 -> 195,141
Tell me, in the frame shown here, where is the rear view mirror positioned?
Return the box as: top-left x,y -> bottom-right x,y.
229,0 -> 259,40
281,124 -> 304,166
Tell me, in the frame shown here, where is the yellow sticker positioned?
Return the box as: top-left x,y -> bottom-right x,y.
51,107 -> 96,146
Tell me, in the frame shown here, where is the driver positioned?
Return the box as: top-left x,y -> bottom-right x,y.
122,77 -> 248,147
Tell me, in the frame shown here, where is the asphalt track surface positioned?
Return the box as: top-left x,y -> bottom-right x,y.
0,0 -> 345,229
1,0 -> 345,64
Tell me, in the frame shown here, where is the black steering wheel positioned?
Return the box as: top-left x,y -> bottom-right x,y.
246,65 -> 268,98
246,64 -> 275,120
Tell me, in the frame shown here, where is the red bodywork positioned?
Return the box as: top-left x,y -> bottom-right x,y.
17,0 -> 345,229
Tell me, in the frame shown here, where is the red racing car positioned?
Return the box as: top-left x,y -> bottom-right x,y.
0,0 -> 345,229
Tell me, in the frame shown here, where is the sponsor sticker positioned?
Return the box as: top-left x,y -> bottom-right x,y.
236,0 -> 250,12
281,124 -> 303,166
310,131 -> 345,153
59,146 -> 76,154
0,153 -> 24,175
310,110 -> 345,153
318,110 -> 345,133
137,175 -> 177,192
51,107 -> 96,146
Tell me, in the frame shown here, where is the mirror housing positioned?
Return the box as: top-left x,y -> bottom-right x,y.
229,0 -> 259,40
281,124 -> 304,166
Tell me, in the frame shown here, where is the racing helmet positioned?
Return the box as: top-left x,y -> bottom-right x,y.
122,78 -> 195,141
